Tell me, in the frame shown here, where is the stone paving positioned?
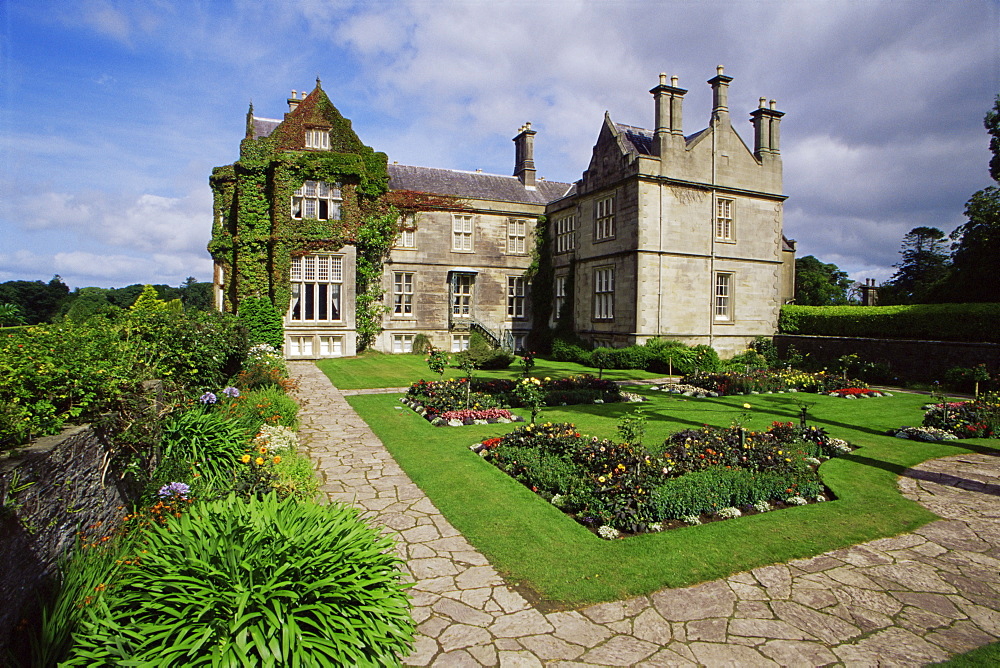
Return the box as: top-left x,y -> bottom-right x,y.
290,362 -> 1000,666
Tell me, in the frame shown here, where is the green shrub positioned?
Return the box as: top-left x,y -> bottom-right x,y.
237,296 -> 285,350
779,303 -> 1000,342
606,345 -> 652,370
411,333 -> 432,355
63,494 -> 414,666
649,467 -> 819,520
477,348 -> 515,369
212,385 -> 299,436
551,337 -> 591,363
153,410 -> 247,492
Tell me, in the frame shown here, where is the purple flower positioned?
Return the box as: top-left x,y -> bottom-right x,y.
199,392 -> 217,404
222,386 -> 240,398
158,482 -> 191,498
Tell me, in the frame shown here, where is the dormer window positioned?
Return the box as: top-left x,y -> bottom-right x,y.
292,180 -> 342,220
305,128 -> 330,150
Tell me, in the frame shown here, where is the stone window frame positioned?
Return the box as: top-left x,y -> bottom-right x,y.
392,333 -> 415,353
554,275 -> 567,320
715,197 -> 735,242
392,272 -> 414,317
292,180 -> 342,221
452,214 -> 475,252
288,254 -> 343,323
507,275 -> 527,319
507,218 -> 529,255
593,266 -> 615,321
451,334 -> 471,352
396,213 -> 417,249
595,195 -> 616,242
555,214 -> 576,253
714,271 -> 734,322
304,127 -> 330,150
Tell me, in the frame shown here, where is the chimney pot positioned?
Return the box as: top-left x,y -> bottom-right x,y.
292,90 -> 297,97
770,99 -> 776,109
670,74 -> 678,86
717,65 -> 725,75
759,97 -> 767,108
659,73 -> 667,85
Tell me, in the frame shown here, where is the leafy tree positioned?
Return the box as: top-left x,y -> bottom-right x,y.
945,95 -> 1000,303
793,256 -> 852,305
64,287 -> 120,322
179,276 -> 213,311
882,227 -> 951,303
130,284 -> 170,312
0,276 -> 70,324
0,303 -> 25,326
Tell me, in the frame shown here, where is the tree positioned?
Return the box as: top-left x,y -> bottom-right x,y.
179,276 -> 213,311
793,255 -> 852,305
0,276 -> 69,324
883,226 -> 951,303
945,95 -> 1000,303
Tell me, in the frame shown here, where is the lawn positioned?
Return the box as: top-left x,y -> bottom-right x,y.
326,357 -> 1000,609
315,350 -> 667,390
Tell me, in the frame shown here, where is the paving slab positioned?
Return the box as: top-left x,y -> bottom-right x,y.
290,362 -> 1000,666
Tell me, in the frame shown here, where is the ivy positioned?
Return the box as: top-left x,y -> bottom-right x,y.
355,208 -> 401,349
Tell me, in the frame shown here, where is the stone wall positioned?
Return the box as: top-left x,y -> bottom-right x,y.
0,424 -> 130,657
774,334 -> 1000,382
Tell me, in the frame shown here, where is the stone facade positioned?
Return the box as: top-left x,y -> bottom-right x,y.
211,69 -> 794,358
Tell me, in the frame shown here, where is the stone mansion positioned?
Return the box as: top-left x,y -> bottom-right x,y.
209,68 -> 795,359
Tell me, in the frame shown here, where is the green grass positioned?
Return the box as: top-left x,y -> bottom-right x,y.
346,382 -> 998,609
316,350 -> 667,390
931,641 -> 1000,666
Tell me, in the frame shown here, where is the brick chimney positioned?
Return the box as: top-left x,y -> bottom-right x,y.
513,123 -> 536,188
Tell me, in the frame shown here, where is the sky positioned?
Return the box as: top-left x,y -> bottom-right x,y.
1,0 -> 997,291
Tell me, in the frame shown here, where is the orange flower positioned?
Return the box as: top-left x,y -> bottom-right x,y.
272,456 -> 281,464
255,457 -> 264,466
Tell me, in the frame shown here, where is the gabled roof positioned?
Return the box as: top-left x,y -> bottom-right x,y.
251,117 -> 281,139
387,164 -> 573,206
614,122 -> 705,156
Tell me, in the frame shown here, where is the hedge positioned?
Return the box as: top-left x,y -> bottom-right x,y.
779,303 -> 1000,343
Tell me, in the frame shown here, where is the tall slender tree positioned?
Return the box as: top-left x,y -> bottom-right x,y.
794,255 -> 852,305
882,226 -> 951,303
946,95 -> 1000,303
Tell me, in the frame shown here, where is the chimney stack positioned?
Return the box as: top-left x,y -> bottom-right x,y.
288,90 -> 300,112
649,71 -> 687,155
513,123 -> 537,188
708,65 -> 733,127
749,97 -> 785,159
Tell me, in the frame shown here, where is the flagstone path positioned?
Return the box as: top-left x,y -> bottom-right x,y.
290,362 -> 1000,667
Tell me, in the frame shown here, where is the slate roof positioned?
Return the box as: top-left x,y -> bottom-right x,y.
388,164 -> 573,205
251,117 -> 282,139
615,122 -> 704,155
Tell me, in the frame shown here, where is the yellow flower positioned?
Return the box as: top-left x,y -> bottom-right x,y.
240,454 -> 251,464
598,476 -> 606,483
258,446 -> 268,454
273,456 -> 281,464
255,457 -> 265,466
743,403 -> 752,409
544,377 -> 551,382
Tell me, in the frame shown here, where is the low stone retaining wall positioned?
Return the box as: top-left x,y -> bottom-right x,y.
0,424 -> 130,658
774,334 -> 1000,382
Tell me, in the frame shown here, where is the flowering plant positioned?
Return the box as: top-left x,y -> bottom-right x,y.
440,408 -> 514,422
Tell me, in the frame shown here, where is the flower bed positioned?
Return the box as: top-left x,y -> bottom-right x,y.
922,394 -> 1000,438
678,369 -> 870,396
828,387 -> 887,398
474,421 -> 849,535
402,374 -> 623,425
890,426 -> 958,442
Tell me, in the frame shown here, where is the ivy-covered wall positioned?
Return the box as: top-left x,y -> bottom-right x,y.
208,83 -> 398,349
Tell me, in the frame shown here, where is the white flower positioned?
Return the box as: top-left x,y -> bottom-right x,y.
786,496 -> 808,506
597,525 -> 620,540
681,515 -> 702,526
551,494 -> 566,508
805,457 -> 822,466
716,507 -> 742,519
752,501 -> 771,513
814,495 -> 827,502
647,522 -> 663,532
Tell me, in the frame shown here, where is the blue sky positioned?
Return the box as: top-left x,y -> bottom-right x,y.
1,0 -> 997,290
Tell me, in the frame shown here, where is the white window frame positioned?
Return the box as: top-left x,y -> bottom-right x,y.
292,180 -> 342,221
393,272 -> 414,317
507,218 -> 528,255
452,274 -> 473,317
507,275 -> 526,319
555,214 -> 576,253
714,272 -> 734,322
396,214 -> 416,248
716,197 -> 734,241
452,214 -> 474,252
288,335 -> 314,356
319,335 -> 343,357
595,196 -> 616,241
392,334 -> 415,353
594,266 -> 614,321
289,254 -> 343,323
451,334 -> 470,352
305,128 -> 330,150
554,275 -> 567,320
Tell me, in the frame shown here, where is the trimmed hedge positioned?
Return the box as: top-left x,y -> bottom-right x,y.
779,303 -> 1000,343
